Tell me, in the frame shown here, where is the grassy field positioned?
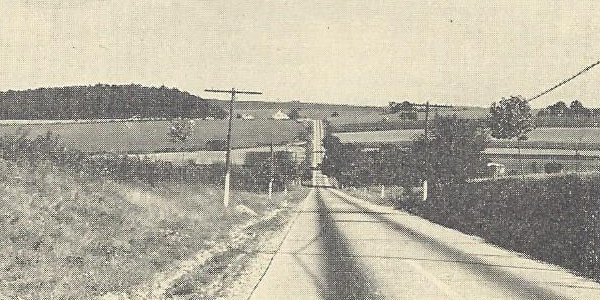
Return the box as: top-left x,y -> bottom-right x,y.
334,127 -> 600,146
134,144 -> 306,166
0,160 -> 308,299
334,127 -> 600,174
213,100 -> 490,127
0,119 -> 306,153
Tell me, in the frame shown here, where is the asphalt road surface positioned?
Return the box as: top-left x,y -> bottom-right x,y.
248,187 -> 600,300
247,120 -> 600,299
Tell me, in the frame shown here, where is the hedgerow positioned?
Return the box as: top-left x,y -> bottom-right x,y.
399,174 -> 600,281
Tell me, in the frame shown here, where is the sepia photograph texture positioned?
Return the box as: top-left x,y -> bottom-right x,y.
0,1 -> 599,299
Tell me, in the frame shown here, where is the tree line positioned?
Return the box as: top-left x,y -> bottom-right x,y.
321,116 -> 490,188
323,95 -> 587,189
537,100 -> 599,117
0,84 -> 227,120
0,131 -> 302,192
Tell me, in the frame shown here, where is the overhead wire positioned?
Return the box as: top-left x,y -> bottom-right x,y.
527,59 -> 600,102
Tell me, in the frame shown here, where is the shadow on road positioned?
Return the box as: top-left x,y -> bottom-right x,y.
328,189 -> 575,300
314,189 -> 382,300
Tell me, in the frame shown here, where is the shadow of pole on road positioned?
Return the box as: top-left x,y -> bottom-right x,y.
314,188 -> 381,300
328,189 -> 575,300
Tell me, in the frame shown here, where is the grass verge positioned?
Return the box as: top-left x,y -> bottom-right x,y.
0,159 -> 308,299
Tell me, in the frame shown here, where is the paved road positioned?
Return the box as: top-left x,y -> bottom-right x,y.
249,188 -> 600,300
247,120 -> 600,300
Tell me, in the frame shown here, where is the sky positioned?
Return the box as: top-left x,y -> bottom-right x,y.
0,0 -> 599,108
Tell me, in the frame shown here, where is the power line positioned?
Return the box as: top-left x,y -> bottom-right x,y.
528,59 -> 600,102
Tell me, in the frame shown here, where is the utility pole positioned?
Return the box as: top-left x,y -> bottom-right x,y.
269,140 -> 274,200
422,101 -> 430,201
204,88 -> 262,207
423,101 -> 429,201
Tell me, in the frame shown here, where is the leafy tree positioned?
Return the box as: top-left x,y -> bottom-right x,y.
547,101 -> 568,115
569,100 -> 590,115
288,108 -> 301,120
168,118 -> 194,160
570,100 -> 584,110
389,101 -> 414,114
321,134 -> 414,187
489,96 -> 534,177
321,135 -> 345,177
412,116 -> 489,185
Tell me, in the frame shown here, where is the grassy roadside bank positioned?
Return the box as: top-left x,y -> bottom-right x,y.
0,159 -> 308,299
342,174 -> 600,282
157,195 -> 308,300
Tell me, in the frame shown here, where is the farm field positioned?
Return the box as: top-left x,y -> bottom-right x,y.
335,127 -> 600,146
0,119 -> 306,153
133,144 -> 307,166
221,99 -> 491,127
334,128 -> 600,174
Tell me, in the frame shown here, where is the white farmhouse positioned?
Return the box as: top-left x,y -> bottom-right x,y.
271,110 -> 290,120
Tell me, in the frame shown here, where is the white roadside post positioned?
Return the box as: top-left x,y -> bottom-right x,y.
204,88 -> 262,208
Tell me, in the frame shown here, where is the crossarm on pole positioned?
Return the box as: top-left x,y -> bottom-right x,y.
205,89 -> 262,95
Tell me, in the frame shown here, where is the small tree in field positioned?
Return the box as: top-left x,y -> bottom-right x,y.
489,96 -> 534,178
168,118 -> 194,163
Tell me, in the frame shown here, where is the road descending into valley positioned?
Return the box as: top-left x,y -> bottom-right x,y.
248,120 -> 600,300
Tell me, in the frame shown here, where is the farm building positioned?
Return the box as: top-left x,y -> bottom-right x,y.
271,110 -> 290,120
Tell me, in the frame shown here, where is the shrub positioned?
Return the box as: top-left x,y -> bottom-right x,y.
0,132 -> 303,192
544,161 -> 563,173
399,174 -> 600,281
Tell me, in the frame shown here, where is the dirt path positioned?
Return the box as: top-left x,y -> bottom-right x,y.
96,192 -> 306,300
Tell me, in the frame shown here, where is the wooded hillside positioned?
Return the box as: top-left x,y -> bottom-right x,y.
0,84 -> 226,120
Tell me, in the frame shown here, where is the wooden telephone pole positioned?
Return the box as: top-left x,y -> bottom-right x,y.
423,101 -> 430,201
409,101 -> 448,201
205,88 -> 262,207
269,140 -> 274,200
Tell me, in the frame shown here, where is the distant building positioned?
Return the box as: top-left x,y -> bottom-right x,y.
240,114 -> 255,120
271,110 -> 290,120
487,162 -> 506,177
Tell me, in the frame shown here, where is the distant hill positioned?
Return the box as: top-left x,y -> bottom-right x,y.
0,84 -> 227,120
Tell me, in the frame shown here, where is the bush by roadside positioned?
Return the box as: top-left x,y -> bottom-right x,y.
398,174 -> 600,282
0,132 -> 303,192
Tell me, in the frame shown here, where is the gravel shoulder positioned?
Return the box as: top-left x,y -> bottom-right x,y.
99,188 -> 309,300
